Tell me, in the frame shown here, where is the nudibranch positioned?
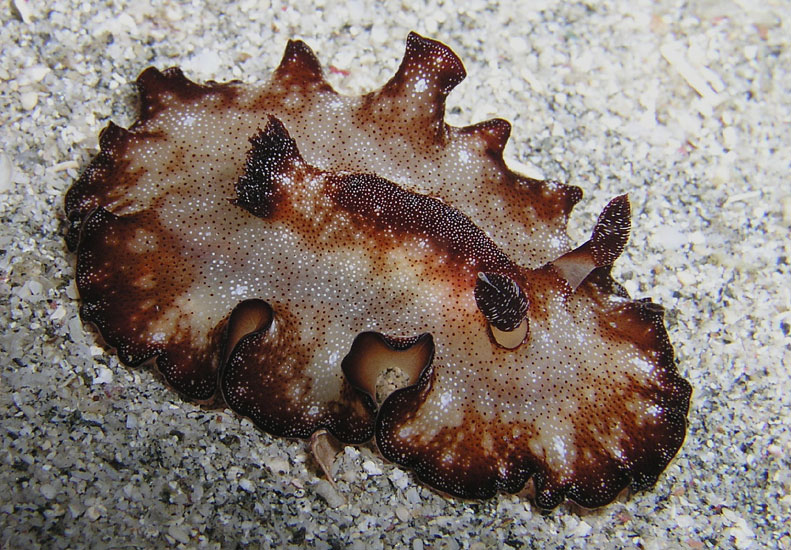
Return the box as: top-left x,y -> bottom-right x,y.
65,33 -> 691,509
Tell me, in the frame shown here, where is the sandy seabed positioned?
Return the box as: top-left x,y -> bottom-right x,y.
1,1 -> 789,548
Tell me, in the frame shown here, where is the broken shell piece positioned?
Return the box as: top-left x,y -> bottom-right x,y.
310,429 -> 341,490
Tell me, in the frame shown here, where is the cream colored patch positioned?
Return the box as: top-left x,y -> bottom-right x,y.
303,345 -> 345,403
440,446 -> 457,466
398,425 -> 416,440
625,394 -> 661,428
631,355 -> 655,375
528,422 -> 577,480
481,431 -> 495,454
133,272 -> 157,290
588,417 -> 628,463
287,171 -> 327,218
126,227 -> 158,254
145,290 -> 221,349
396,384 -> 466,446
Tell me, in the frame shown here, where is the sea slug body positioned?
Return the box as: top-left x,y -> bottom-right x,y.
65,33 -> 691,509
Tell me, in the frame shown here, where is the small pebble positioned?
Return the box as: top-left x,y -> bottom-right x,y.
40,484 -> 57,499
395,506 -> 410,522
20,91 -> 38,110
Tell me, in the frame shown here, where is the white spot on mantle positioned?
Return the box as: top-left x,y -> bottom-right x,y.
439,390 -> 452,409
632,356 -> 654,374
553,435 -> 567,458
